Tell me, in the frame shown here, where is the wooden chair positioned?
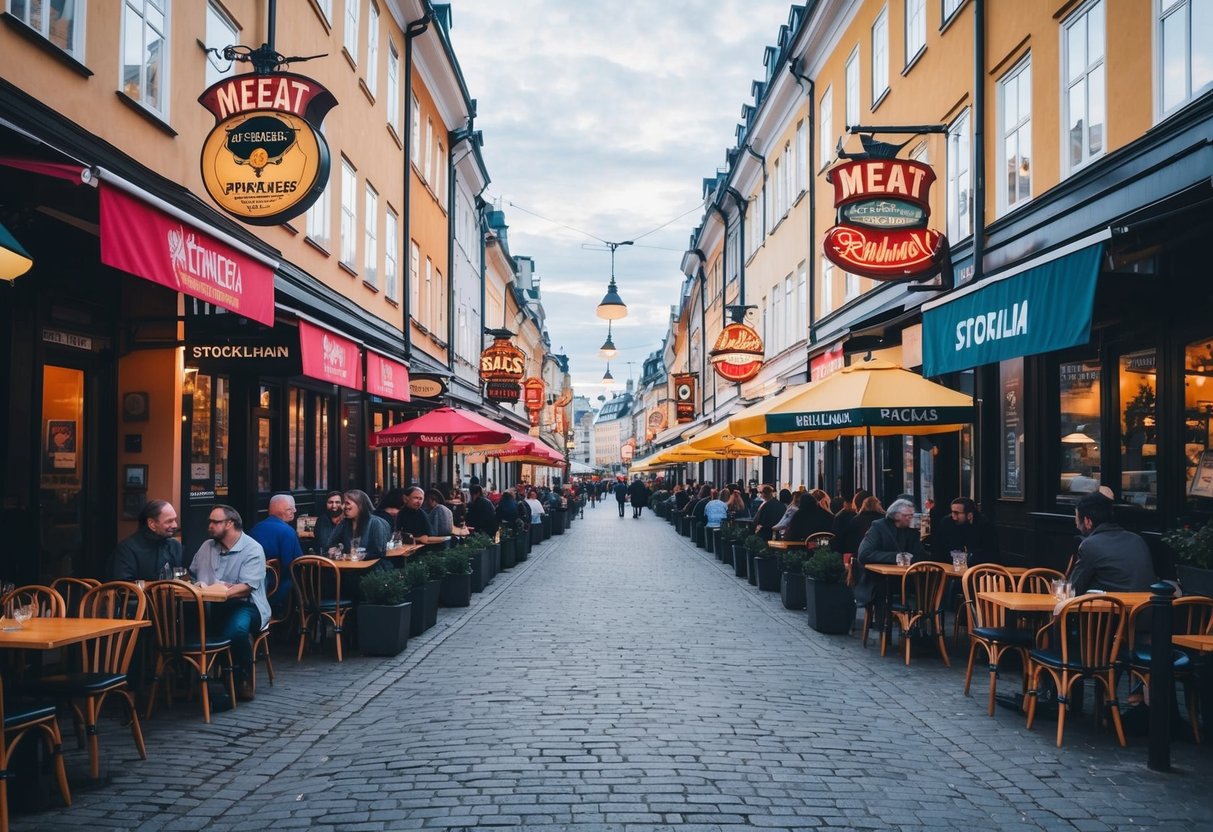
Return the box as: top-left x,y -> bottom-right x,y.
1,585 -> 65,618
1025,595 -> 1127,747
1017,567 -> 1065,594
885,563 -> 949,666
1125,595 -> 1213,743
291,556 -> 353,662
961,565 -> 1032,714
144,581 -> 236,724
50,577 -> 101,617
30,582 -> 147,779
250,560 -> 286,693
0,675 -> 70,832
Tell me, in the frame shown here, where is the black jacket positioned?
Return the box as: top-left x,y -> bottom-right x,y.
840,509 -> 884,556
613,481 -> 628,502
109,527 -> 184,582
784,502 -> 834,541
395,506 -> 433,538
465,496 -> 498,536
931,515 -> 1001,564
753,498 -> 787,541
855,518 -> 926,605
627,480 -> 650,507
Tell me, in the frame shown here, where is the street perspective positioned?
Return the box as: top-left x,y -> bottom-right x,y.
2,0 -> 1213,830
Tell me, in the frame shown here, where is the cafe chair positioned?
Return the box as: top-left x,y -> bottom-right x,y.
886,563 -> 949,667
144,581 -> 236,724
291,556 -> 352,662
1124,595 -> 1213,743
250,560 -> 286,693
29,582 -> 147,779
1,585 -> 65,619
1017,568 -> 1065,594
961,565 -> 1032,715
0,675 -> 70,832
49,577 -> 100,617
1025,595 -> 1127,747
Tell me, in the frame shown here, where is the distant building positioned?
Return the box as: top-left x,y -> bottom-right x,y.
594,384 -> 634,473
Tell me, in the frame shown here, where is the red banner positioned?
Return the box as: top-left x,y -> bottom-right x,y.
366,351 -> 410,402
99,184 -> 274,325
299,320 -> 359,387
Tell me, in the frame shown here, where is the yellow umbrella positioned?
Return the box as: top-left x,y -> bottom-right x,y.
683,419 -> 769,457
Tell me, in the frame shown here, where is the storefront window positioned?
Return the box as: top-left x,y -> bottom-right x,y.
214,377 -> 229,495
289,388 -> 304,490
1184,336 -> 1213,505
288,387 -> 334,492
1119,348 -> 1158,509
187,371 -> 230,499
315,396 -> 330,489
1058,358 -> 1102,503
342,389 -> 362,490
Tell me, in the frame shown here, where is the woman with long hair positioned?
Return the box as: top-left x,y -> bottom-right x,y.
725,487 -> 750,518
785,488 -> 834,540
333,489 -> 392,560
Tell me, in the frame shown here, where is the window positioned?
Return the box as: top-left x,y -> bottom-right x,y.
409,241 -> 420,317
746,197 -> 759,257
410,93 -> 421,166
947,108 -> 972,241
1000,357 -> 1024,499
1119,349 -> 1158,509
314,0 -> 332,22
340,158 -> 357,268
288,388 -> 331,491
11,0 -> 85,58
1159,0 -> 1213,116
386,40 -> 400,135
770,286 -> 782,352
424,257 -> 433,327
1063,1 -> 1105,171
845,272 -> 860,300
424,118 -> 434,184
871,6 -> 889,103
818,87 -> 834,169
121,0 -> 169,116
365,3 -> 379,95
1058,358 -> 1101,504
305,156 -> 331,249
845,48 -> 860,127
783,275 -> 795,348
905,0 -> 926,63
770,157 -> 781,228
821,257 -> 834,312
943,0 -> 963,22
1183,336 -> 1213,507
434,269 -> 445,334
795,120 -> 807,195
384,207 -> 399,301
781,142 -> 792,218
796,263 -> 806,337
435,141 -> 445,200
999,56 -> 1032,210
364,183 -> 378,288
204,3 -> 236,87
343,0 -> 359,60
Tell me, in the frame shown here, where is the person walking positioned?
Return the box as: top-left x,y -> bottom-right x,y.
613,476 -> 628,518
627,476 -> 649,519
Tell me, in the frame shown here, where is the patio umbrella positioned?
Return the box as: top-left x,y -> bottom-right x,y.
684,420 -> 769,457
370,406 -> 512,485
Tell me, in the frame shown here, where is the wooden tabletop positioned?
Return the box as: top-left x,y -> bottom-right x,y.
385,544 -> 425,559
979,590 -> 1154,614
0,617 -> 149,650
1173,634 -> 1213,654
329,558 -> 380,570
767,540 -> 806,550
865,563 -> 1029,577
192,583 -> 231,602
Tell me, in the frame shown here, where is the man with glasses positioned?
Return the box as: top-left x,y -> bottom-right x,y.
190,505 -> 269,702
932,496 -> 1000,565
854,498 -> 926,608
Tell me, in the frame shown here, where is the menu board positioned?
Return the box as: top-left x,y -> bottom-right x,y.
1190,450 -> 1213,498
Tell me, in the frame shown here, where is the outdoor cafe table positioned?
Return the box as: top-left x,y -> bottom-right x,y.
864,562 -> 1029,579
0,617 -> 149,650
978,590 -> 1154,614
767,540 -> 806,550
1174,634 -> 1213,654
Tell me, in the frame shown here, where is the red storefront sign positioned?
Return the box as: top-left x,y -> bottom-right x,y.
366,351 -> 410,402
299,320 -> 359,387
522,377 -> 546,411
481,336 -> 525,403
709,323 -> 765,383
673,373 -> 697,423
810,343 -> 845,382
99,184 -> 275,326
823,157 -> 946,282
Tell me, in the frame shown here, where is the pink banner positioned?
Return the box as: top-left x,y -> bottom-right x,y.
299,320 -> 360,387
366,351 -> 410,402
99,184 -> 274,326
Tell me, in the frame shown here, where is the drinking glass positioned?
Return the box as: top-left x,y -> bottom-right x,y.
1050,578 -> 1066,600
352,547 -> 366,562
173,567 -> 189,581
135,580 -> 146,591
895,552 -> 909,567
12,604 -> 33,629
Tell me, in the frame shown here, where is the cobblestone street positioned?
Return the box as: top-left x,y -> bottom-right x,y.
20,506 -> 1213,831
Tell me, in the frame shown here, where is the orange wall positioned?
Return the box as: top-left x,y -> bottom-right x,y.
114,348 -> 183,538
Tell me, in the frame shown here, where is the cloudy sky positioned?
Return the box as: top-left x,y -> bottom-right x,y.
446,0 -> 797,404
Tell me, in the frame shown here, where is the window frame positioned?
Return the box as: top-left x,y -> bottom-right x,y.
409,241 -> 420,319
340,157 -> 358,269
1155,0 -> 1211,120
120,0 -> 171,118
304,151 -> 332,250
363,182 -> 378,288
998,53 -> 1032,214
844,47 -> 860,128
10,0 -> 88,59
343,0 -> 359,61
871,6 -> 889,104
386,39 -> 400,136
946,108 -> 972,242
365,2 -> 379,96
204,2 -> 237,88
384,206 -> 399,301
905,0 -> 926,66
818,86 -> 834,170
1062,0 -> 1106,174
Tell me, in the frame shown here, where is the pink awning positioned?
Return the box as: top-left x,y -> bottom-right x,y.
0,156 -> 91,184
299,320 -> 360,387
366,351 -> 410,402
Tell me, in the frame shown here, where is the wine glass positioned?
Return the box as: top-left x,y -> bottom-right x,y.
13,604 -> 33,629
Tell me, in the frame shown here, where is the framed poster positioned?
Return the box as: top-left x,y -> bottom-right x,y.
1000,357 -> 1024,499
1189,450 -> 1213,498
45,419 -> 78,470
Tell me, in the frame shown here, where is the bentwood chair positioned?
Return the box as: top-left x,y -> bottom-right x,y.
0,675 -> 71,832
250,560 -> 286,693
961,565 -> 1032,715
144,581 -> 236,724
50,577 -> 101,617
1,585 -> 65,619
1025,595 -> 1127,747
291,556 -> 353,662
1017,568 -> 1066,594
1124,595 -> 1213,743
30,581 -> 147,778
886,563 -> 949,666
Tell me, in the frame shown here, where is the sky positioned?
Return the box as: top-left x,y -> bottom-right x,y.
446,0 -> 798,405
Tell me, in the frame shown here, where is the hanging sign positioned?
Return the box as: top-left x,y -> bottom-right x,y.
522,377 -> 546,412
198,72 -> 338,226
408,374 -> 448,399
480,336 -> 525,403
673,373 -> 697,423
823,158 -> 946,282
709,323 -> 765,383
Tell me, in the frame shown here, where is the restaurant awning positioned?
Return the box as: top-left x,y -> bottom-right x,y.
299,320 -> 361,388
921,230 -> 1109,377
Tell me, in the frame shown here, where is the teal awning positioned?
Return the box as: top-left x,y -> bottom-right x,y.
922,233 -> 1108,376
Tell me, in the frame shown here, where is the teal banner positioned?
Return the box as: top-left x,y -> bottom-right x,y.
765,406 -> 974,434
922,243 -> 1104,377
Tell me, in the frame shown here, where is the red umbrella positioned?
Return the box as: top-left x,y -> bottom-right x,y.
369,407 -> 511,448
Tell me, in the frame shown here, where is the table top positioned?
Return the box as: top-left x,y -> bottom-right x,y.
192,583 -> 231,602
0,617 -> 149,650
1174,634 -> 1213,654
978,591 -> 1155,613
767,540 -> 806,550
385,544 -> 425,559
865,562 -> 1029,577
451,526 -> 470,537
329,558 -> 379,570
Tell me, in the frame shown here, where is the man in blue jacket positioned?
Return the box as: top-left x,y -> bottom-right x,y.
613,477 -> 628,518
249,493 -> 302,605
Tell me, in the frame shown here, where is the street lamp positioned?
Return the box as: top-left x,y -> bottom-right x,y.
598,321 -> 617,359
595,240 -> 632,320
602,363 -> 615,385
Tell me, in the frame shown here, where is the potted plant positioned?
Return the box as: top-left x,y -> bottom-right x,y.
730,528 -> 751,578
779,546 -> 810,610
400,561 -> 433,637
439,546 -> 472,607
803,546 -> 855,634
357,568 -> 412,656
499,524 -> 517,570
514,519 -> 529,562
753,541 -> 782,592
464,533 -> 492,592
1162,523 -> 1213,596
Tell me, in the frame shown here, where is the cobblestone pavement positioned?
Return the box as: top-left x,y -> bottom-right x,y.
17,505 -> 1213,831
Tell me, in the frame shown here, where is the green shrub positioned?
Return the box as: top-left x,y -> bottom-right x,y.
442,547 -> 472,575
359,567 -> 411,605
779,546 -> 812,575
743,533 -> 767,556
417,554 -> 447,581
1162,524 -> 1213,569
803,547 -> 845,583
465,533 -> 492,551
399,561 -> 429,590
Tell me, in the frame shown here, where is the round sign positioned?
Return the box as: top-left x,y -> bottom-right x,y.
677,382 -> 692,401
709,323 -> 765,383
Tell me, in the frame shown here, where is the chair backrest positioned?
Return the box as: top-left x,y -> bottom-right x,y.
50,577 -> 101,616
806,532 -> 835,547
291,556 -> 341,612
963,564 -> 1016,629
1017,567 -> 1065,594
77,581 -> 146,674
2,585 -> 65,618
1053,595 -> 1126,670
1125,595 -> 1213,650
264,560 -> 287,628
144,580 -> 207,653
900,563 -> 947,614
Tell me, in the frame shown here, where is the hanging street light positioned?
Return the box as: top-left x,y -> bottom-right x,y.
598,321 -> 617,359
602,363 -> 615,385
595,240 -> 632,320
0,220 -> 33,280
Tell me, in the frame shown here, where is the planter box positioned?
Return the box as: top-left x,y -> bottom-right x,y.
754,556 -> 781,592
746,548 -> 759,586
359,602 -> 411,656
781,572 -> 806,609
440,572 -> 471,607
1178,564 -> 1213,598
500,538 -> 517,569
732,544 -> 748,578
541,514 -> 552,540
805,576 -> 855,634
551,509 -> 566,535
469,548 -> 486,593
482,545 -> 497,584
407,582 -> 439,637
423,579 -> 441,628
531,521 -> 544,546
692,522 -> 705,549
516,532 -> 529,562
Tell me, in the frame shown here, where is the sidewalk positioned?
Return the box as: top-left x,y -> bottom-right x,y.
17,506 -> 1213,831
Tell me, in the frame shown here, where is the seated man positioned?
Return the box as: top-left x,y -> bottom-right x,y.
396,486 -> 434,539
465,484 -> 498,536
424,488 -> 454,537
312,490 -> 345,552
854,498 -> 926,607
190,505 -> 269,702
1070,492 -> 1156,594
110,499 -> 184,581
249,493 -> 302,605
932,496 -> 1000,565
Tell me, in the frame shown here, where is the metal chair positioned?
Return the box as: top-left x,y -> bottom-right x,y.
806,532 -> 835,548
0,675 -> 70,832
144,581 -> 236,724
291,556 -> 353,662
961,565 -> 1031,715
886,563 -> 949,666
